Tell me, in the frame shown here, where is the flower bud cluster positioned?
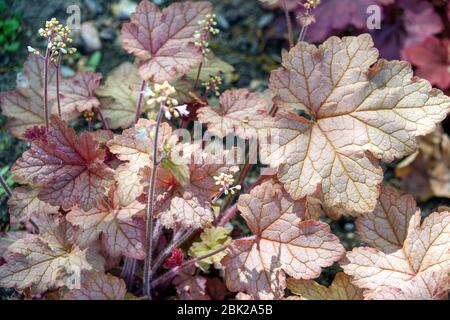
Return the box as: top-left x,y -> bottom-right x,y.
214,170 -> 242,196
303,0 -> 321,9
194,13 -> 219,59
146,81 -> 190,120
203,75 -> 223,97
28,18 -> 77,63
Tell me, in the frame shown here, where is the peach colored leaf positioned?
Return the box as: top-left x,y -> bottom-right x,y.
63,272 -> 126,300
114,163 -> 144,207
197,89 -> 272,139
173,268 -> 210,300
287,272 -> 364,300
221,181 -> 345,299
96,62 -> 145,129
0,231 -> 27,259
364,270 -> 449,300
7,186 -> 59,223
0,55 -> 77,138
0,213 -> 104,294
107,118 -> 173,169
343,210 -> 450,294
121,0 -> 211,82
265,34 -> 450,215
355,186 -> 419,253
66,187 -> 146,259
12,116 -> 114,211
51,72 -> 102,113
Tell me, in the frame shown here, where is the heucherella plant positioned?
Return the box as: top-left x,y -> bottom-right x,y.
0,0 -> 449,301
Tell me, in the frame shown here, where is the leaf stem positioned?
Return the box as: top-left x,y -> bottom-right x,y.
143,103 -> 164,299
55,54 -> 62,117
120,257 -> 136,291
193,62 -> 203,91
134,80 -> 147,125
298,25 -> 308,43
217,203 -> 238,227
95,106 -> 109,130
152,244 -> 229,288
0,173 -> 12,198
43,48 -> 50,133
282,0 -> 294,49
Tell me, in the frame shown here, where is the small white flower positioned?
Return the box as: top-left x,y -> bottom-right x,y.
175,104 -> 189,117
164,107 -> 172,120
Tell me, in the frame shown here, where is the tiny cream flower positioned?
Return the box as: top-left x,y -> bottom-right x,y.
145,82 -> 189,120
36,18 -> 76,63
175,104 -> 189,117
213,170 -> 242,196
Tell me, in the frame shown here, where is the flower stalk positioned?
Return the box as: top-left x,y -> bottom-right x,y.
55,54 -> 62,117
0,173 -> 12,198
282,0 -> 294,49
134,80 -> 147,125
143,103 -> 164,299
43,48 -> 50,133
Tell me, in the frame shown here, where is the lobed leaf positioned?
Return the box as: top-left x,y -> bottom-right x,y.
96,62 -> 148,129
197,89 -> 272,139
8,186 -> 59,223
51,72 -> 102,113
66,187 -> 146,260
0,55 -> 77,138
188,226 -> 232,271
343,187 -> 450,299
12,116 -> 114,211
63,272 -> 127,300
355,186 -> 419,253
264,34 -> 450,215
0,213 -> 104,294
221,180 -> 345,299
121,0 -> 212,82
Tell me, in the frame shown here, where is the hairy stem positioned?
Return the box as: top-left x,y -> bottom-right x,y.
143,104 -> 164,299
134,80 -> 147,125
120,257 -> 136,291
55,54 -> 62,117
152,245 -> 229,288
95,106 -> 109,130
217,203 -> 238,227
193,62 -> 203,91
0,173 -> 12,198
43,49 -> 50,132
282,0 -> 294,49
298,25 -> 308,43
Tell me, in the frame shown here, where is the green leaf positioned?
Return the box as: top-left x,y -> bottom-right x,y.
0,0 -> 6,12
186,57 -> 235,83
3,19 -> 20,35
4,41 -> 20,52
87,51 -> 102,71
188,226 -> 232,271
161,157 -> 190,187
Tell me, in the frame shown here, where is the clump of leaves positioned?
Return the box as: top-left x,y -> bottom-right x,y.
0,0 -> 449,301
